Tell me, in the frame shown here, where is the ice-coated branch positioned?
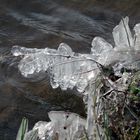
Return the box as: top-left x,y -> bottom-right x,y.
13,17 -> 140,140
12,43 -> 100,92
11,17 -> 140,92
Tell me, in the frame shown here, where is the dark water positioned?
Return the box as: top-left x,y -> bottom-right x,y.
0,0 -> 140,139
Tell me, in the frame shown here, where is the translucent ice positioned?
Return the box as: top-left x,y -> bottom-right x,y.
12,45 -> 59,77
134,23 -> 140,50
12,43 -> 99,92
13,17 -> 140,140
12,45 -> 44,56
113,17 -> 134,49
24,111 -> 86,140
11,17 -> 140,91
91,37 -> 113,65
48,111 -> 86,140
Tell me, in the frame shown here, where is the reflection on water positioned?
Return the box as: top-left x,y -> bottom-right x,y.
0,0 -> 140,139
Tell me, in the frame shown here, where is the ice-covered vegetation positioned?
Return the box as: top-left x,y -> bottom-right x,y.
14,17 -> 140,140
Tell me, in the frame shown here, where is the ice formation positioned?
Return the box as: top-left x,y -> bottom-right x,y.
12,17 -> 140,91
24,111 -> 86,140
12,43 -> 99,92
113,17 -> 134,48
13,17 -> 140,139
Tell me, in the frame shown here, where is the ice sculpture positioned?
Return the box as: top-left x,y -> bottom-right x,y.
24,111 -> 86,140
13,17 -> 140,140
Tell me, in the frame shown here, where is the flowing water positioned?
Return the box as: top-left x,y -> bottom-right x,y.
0,0 -> 140,139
